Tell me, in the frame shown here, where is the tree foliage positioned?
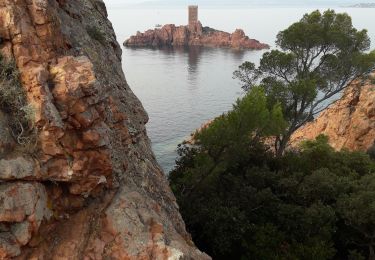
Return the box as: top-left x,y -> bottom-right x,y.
169,88 -> 375,259
233,10 -> 375,155
170,131 -> 375,259
170,87 -> 285,201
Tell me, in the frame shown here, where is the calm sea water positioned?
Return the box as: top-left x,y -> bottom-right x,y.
107,7 -> 375,172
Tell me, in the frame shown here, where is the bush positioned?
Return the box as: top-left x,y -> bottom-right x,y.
0,54 -> 36,148
86,26 -> 106,45
171,132 -> 375,259
368,142 -> 375,160
169,90 -> 375,260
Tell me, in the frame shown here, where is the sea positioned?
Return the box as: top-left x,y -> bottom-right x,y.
106,6 -> 375,172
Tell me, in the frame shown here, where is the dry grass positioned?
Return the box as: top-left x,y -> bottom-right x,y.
0,54 -> 37,151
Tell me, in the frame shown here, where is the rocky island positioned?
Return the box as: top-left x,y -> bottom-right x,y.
124,6 -> 269,50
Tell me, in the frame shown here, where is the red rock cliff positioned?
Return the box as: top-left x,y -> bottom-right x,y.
0,0 -> 209,259
291,75 -> 375,151
124,22 -> 269,50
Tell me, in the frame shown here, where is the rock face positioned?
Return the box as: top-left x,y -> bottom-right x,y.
0,0 -> 209,259
124,22 -> 269,50
291,76 -> 375,151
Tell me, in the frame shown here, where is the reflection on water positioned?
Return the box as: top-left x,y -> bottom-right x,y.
187,47 -> 203,83
122,46 -> 264,172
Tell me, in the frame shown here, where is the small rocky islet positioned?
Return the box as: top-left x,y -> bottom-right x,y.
124,6 -> 269,50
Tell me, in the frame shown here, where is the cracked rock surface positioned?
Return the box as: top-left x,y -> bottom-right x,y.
0,0 -> 209,259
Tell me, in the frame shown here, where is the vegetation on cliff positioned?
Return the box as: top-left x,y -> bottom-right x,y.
234,9 -> 375,155
0,54 -> 35,148
170,10 -> 375,259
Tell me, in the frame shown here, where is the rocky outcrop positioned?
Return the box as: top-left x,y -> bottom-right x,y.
124,22 -> 269,50
188,76 -> 375,153
291,76 -> 375,151
0,0 -> 209,259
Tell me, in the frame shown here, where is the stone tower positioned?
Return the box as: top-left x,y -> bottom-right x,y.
188,5 -> 198,27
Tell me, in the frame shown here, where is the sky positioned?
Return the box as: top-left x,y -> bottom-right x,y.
104,0 -> 371,8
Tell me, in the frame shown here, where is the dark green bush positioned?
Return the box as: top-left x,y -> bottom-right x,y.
368,142 -> 375,160
171,132 -> 375,260
169,86 -> 375,259
86,26 -> 106,45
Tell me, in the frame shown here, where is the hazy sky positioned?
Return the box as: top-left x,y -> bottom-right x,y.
104,0 -> 366,7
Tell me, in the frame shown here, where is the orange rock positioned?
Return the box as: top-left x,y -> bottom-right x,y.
291,77 -> 375,151
0,0 -> 210,259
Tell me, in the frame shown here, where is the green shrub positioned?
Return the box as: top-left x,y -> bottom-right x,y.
368,142 -> 375,160
169,89 -> 375,260
0,54 -> 36,148
171,129 -> 375,259
86,26 -> 106,45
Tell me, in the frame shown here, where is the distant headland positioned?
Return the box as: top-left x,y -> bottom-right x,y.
344,3 -> 375,7
123,6 -> 269,50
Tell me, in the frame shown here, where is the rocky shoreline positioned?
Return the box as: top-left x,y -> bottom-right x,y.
124,22 -> 269,50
